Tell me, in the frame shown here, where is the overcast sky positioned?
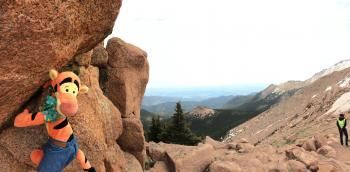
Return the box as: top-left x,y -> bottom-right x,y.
109,0 -> 350,88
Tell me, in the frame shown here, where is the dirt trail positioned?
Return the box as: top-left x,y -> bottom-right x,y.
331,139 -> 350,162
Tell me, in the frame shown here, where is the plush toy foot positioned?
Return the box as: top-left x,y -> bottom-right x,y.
84,167 -> 96,172
30,149 -> 43,165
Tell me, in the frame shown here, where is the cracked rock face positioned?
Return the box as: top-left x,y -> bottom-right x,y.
105,38 -> 149,119
0,0 -> 122,127
104,37 -> 149,167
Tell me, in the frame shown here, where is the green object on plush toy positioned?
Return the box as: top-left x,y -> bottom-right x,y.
42,95 -> 62,122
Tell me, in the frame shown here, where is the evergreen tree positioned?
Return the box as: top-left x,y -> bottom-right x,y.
147,115 -> 163,142
160,102 -> 201,145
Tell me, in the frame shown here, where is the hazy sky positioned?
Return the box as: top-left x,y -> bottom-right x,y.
109,0 -> 350,88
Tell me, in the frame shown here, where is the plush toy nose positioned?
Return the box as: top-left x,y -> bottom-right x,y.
60,103 -> 78,116
58,93 -> 78,116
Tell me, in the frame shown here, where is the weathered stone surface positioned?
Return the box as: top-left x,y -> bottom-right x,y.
105,37 -> 149,168
105,37 -> 149,119
74,51 -> 92,67
147,161 -> 169,172
235,158 -> 265,172
209,161 -> 242,172
0,0 -> 122,127
147,142 -> 215,172
318,160 -> 346,172
314,134 -> 328,150
266,162 -> 288,172
236,142 -> 255,153
118,118 -> 145,153
204,136 -> 228,149
165,143 -> 215,172
147,142 -> 167,161
317,145 -> 336,158
91,43 -> 109,67
286,147 -> 318,167
124,152 -> 143,172
302,138 -> 317,152
0,127 -> 47,171
287,160 -> 307,172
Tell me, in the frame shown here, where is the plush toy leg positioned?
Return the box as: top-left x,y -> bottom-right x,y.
77,149 -> 92,170
30,149 -> 43,166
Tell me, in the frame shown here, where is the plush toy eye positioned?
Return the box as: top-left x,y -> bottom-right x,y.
65,89 -> 69,93
73,91 -> 76,94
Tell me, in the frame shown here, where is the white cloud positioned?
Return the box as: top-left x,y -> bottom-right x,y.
109,0 -> 350,87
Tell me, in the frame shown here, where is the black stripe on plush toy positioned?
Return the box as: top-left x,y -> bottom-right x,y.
84,167 -> 96,172
74,80 -> 80,90
59,77 -> 72,86
31,112 -> 38,120
54,118 -> 68,129
67,134 -> 74,142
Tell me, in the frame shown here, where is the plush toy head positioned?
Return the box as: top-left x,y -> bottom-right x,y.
48,69 -> 89,117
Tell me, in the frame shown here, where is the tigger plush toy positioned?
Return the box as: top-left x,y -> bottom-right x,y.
14,69 -> 96,172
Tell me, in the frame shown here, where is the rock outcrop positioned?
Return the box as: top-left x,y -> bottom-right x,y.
105,37 -> 149,119
104,37 -> 149,167
146,142 -> 215,172
0,4 -> 149,170
0,0 -> 122,128
91,42 -> 109,67
189,106 -> 215,119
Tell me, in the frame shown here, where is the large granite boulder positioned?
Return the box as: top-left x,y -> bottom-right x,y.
0,0 -> 122,127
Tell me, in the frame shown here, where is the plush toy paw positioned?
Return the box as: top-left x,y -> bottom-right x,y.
84,167 -> 96,172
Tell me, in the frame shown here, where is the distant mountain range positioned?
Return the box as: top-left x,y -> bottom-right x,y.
141,82 -> 306,139
186,87 -> 299,139
142,95 -> 236,116
141,59 -> 350,140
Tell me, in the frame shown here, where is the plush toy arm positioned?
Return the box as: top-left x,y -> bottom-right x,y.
14,109 -> 45,127
77,149 -> 95,172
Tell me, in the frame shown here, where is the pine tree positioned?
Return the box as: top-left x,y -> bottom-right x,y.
147,115 -> 163,142
160,102 -> 201,145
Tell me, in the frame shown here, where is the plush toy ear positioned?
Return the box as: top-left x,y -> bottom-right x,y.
79,85 -> 89,94
49,69 -> 58,80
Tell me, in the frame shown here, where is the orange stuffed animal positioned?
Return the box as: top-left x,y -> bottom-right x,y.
14,69 -> 95,172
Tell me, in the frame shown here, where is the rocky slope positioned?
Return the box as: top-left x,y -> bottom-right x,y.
147,135 -> 350,172
224,67 -> 350,145
0,2 -> 150,171
223,94 -> 255,109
